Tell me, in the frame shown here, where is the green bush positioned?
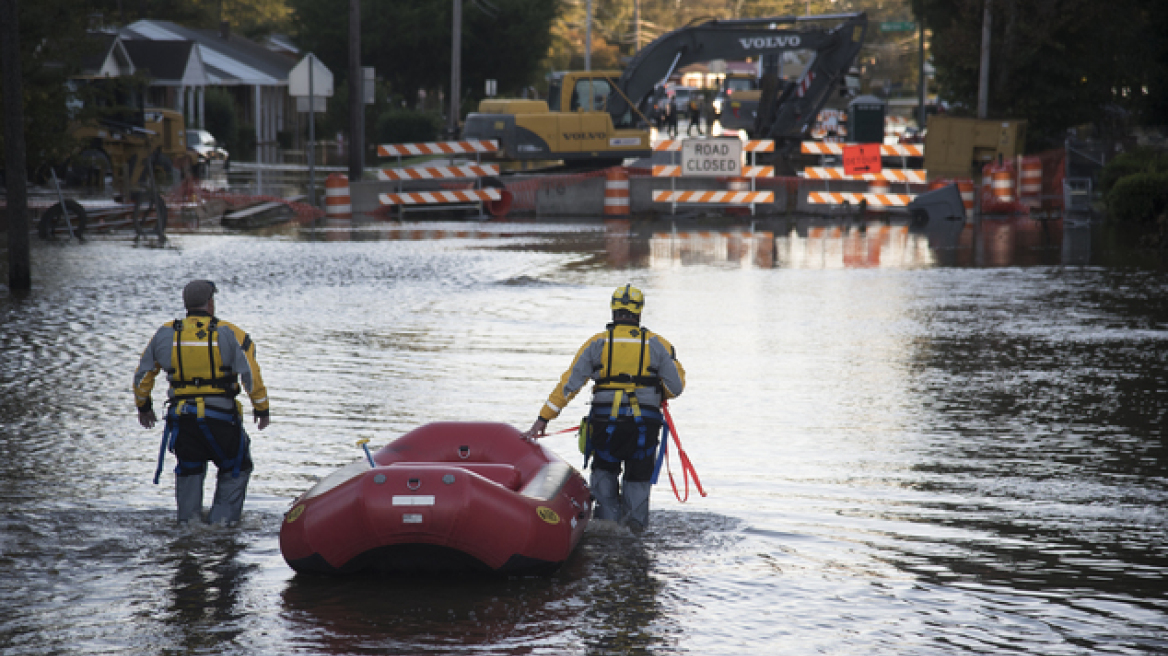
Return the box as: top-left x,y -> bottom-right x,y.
375,110 -> 442,148
1105,171 -> 1168,224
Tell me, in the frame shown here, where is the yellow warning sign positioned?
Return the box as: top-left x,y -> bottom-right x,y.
285,505 -> 305,523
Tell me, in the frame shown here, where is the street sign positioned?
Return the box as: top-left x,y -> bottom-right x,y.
289,54 -> 334,98
680,138 -> 742,177
880,21 -> 916,32
843,144 -> 882,176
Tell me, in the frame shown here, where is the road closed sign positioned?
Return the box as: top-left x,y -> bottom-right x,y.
681,138 -> 743,177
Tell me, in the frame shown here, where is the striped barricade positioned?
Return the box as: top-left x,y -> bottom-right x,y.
376,140 -> 505,215
653,190 -> 774,204
376,140 -> 499,157
802,167 -> 927,183
806,191 -> 914,208
654,139 -> 774,152
801,142 -> 925,157
653,139 -> 775,213
653,165 -> 774,178
380,189 -> 502,206
377,164 -> 500,181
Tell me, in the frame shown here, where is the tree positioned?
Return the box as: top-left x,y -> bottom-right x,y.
917,0 -> 1167,148
290,0 -> 559,119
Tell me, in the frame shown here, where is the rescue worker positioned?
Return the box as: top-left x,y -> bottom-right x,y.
687,96 -> 703,136
133,280 -> 270,526
665,95 -> 679,138
523,284 -> 685,533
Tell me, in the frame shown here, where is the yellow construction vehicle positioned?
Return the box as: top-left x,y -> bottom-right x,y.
65,107 -> 189,198
467,71 -> 653,169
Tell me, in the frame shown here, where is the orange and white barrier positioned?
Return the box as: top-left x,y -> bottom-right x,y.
379,189 -> 502,205
376,140 -> 499,157
930,178 -> 976,217
979,161 -> 1028,214
604,167 -> 630,216
807,191 -> 913,207
652,190 -> 774,204
802,167 -> 926,183
1018,156 -> 1043,206
325,173 -> 351,218
652,165 -> 774,177
801,142 -> 924,157
377,164 -> 499,181
867,181 -> 891,213
653,139 -> 774,152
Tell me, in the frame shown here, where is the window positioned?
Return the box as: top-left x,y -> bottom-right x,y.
570,78 -> 612,111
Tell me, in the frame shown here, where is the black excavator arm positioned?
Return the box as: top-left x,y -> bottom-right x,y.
608,13 -> 867,142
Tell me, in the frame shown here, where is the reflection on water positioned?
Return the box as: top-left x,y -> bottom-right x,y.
1,219 -> 1165,655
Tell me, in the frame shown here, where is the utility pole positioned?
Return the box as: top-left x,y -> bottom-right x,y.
348,0 -> 364,181
634,0 -> 640,53
1,0 -> 31,291
448,0 -> 462,138
918,19 -> 927,129
977,0 -> 991,119
585,0 -> 591,71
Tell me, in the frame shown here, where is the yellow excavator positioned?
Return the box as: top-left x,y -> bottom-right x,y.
463,12 -> 868,168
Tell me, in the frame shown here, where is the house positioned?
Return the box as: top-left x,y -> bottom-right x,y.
120,40 -> 210,127
120,20 -> 310,163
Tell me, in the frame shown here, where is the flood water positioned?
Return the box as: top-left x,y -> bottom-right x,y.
1,215 -> 1166,655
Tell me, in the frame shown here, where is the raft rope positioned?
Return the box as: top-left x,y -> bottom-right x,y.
535,401 -> 707,503
658,401 -> 706,502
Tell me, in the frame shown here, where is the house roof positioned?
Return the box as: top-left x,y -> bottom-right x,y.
121,20 -> 294,86
121,40 -> 208,86
77,32 -> 135,78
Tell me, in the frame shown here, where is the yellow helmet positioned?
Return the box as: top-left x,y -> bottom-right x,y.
610,284 -> 645,313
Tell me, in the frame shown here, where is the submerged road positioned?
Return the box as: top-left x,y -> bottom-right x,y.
1,218 -> 1165,655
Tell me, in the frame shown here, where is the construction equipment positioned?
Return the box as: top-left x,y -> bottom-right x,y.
464,12 -> 868,168
66,107 -> 188,197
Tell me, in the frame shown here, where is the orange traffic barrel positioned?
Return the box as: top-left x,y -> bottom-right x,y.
604,167 -> 630,216
990,165 -> 1015,203
325,173 -> 351,219
1018,156 -> 1043,205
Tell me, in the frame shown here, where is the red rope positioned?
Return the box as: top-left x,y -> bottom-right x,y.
662,401 -> 706,502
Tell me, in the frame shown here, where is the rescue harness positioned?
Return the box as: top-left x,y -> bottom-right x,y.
581,323 -> 663,469
154,398 -> 245,484
152,317 -> 244,484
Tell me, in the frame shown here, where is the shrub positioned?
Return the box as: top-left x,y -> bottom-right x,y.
375,110 -> 442,147
1105,171 -> 1168,224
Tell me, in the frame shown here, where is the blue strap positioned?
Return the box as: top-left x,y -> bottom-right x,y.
153,418 -> 180,484
651,419 -> 670,484
160,403 -> 244,480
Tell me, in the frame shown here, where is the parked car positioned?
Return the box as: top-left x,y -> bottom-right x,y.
185,129 -> 228,175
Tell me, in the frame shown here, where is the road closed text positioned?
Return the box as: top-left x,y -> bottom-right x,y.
680,138 -> 744,177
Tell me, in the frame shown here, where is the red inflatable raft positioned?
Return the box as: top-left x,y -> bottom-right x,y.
280,422 -> 592,575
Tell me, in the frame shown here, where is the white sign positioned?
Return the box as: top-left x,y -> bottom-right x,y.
289,54 -> 334,98
680,138 -> 742,177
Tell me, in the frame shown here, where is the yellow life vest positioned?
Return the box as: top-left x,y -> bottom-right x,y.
595,324 -> 658,393
168,317 -> 238,398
